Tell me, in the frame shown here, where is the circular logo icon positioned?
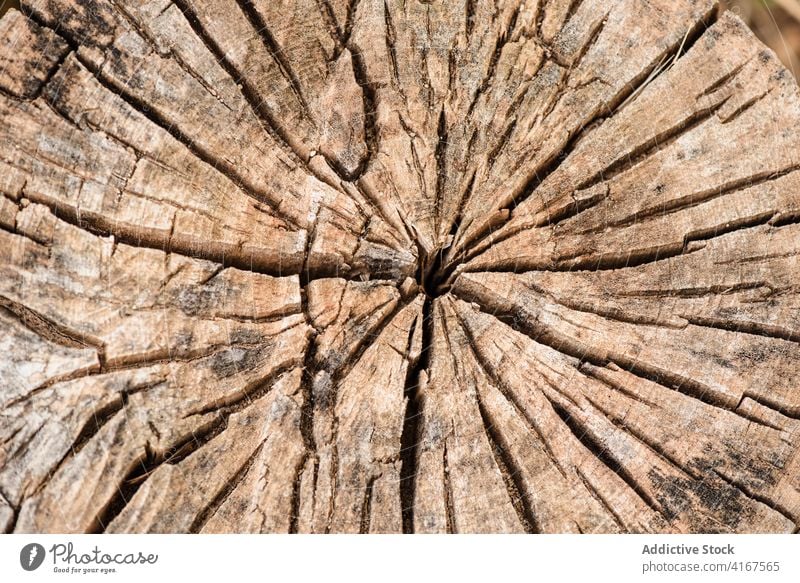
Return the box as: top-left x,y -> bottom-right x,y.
20,543 -> 46,571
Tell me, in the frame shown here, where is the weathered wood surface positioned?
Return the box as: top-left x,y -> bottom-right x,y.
1,0 -> 799,533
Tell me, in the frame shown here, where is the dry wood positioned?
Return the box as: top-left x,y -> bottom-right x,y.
0,0 -> 799,533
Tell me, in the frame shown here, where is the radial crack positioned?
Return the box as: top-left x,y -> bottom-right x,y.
234,0 -> 310,113
474,393 -> 539,533
454,4 -> 720,258
399,299 -> 429,533
548,399 -> 668,522
188,442 -> 265,533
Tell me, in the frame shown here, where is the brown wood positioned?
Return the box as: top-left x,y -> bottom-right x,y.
1,0 -> 799,534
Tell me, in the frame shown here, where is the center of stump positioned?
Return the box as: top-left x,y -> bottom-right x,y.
416,246 -> 450,299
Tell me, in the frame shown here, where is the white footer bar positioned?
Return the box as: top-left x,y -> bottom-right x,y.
1,534 -> 797,583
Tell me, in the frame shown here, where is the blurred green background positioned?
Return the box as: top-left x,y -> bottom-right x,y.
0,0 -> 799,77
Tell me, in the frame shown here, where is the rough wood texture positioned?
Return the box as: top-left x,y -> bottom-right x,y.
1,0 -> 799,534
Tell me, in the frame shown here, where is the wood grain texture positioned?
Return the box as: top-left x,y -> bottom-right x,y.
1,0 -> 799,533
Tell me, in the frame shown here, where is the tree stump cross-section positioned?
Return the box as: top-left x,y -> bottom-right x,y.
0,0 -> 799,533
